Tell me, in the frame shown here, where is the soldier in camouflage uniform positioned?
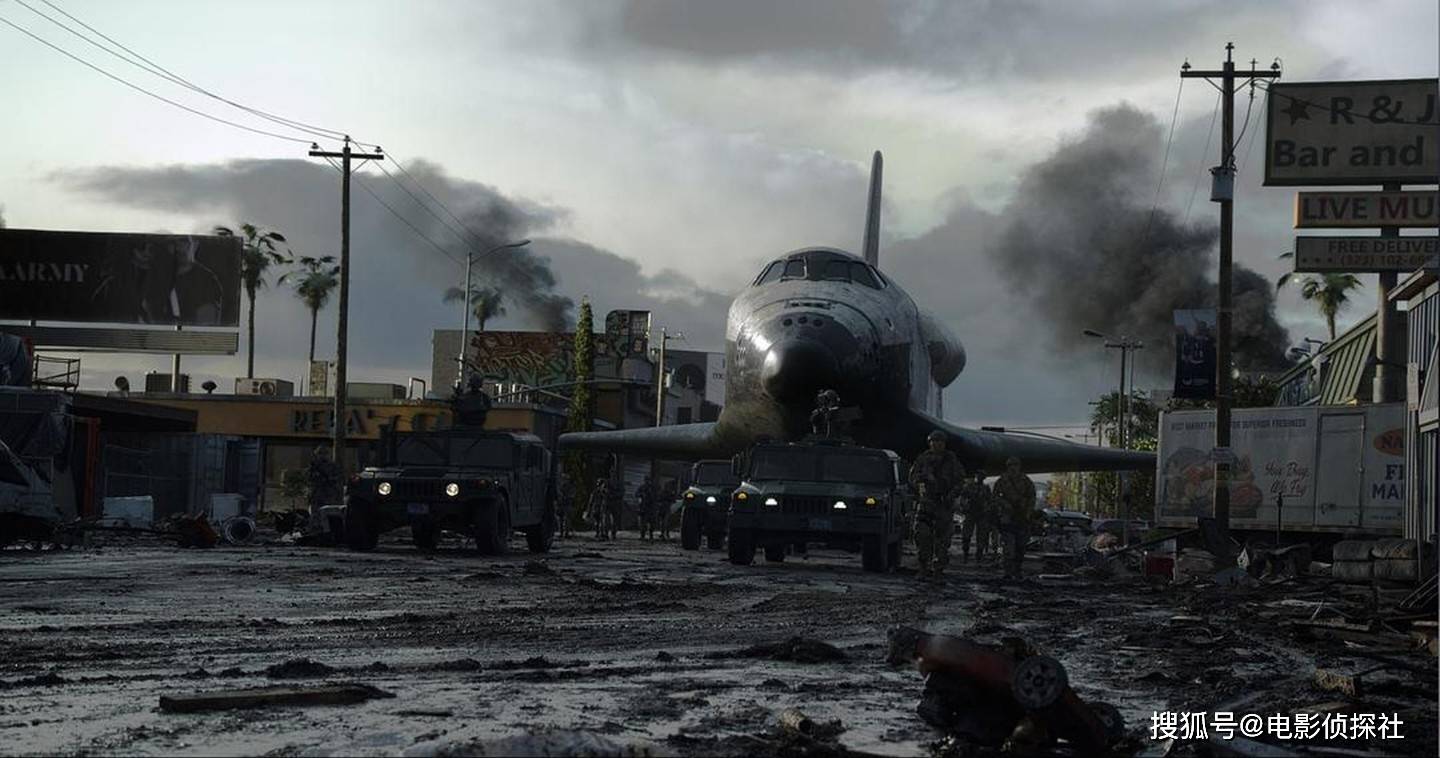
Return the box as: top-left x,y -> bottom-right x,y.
956,470 -> 992,563
306,445 -> 341,531
908,430 -> 964,581
634,476 -> 657,541
992,457 -> 1037,580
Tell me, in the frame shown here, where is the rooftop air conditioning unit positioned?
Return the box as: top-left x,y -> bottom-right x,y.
234,378 -> 295,397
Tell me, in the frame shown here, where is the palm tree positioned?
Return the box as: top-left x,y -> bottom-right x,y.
443,284 -> 507,333
279,255 -> 340,365
1275,252 -> 1362,340
215,224 -> 290,378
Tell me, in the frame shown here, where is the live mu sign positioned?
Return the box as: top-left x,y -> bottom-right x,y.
1265,79 -> 1439,186
1294,191 -> 1438,228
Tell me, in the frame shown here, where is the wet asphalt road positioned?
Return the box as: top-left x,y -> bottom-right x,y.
1,532 -> 1433,756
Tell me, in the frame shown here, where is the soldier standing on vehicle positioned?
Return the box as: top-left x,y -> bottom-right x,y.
992,457 -> 1036,580
588,478 -> 610,540
635,476 -> 657,540
306,445 -> 341,531
908,430 -> 963,582
957,470 -> 992,563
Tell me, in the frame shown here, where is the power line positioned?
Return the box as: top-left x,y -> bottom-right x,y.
1238,86 -> 1270,176
1140,78 -> 1185,250
0,12 -> 316,144
22,0 -> 378,148
323,157 -> 463,266
1184,91 -> 1221,226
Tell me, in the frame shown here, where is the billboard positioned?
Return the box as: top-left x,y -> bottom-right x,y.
604,309 -> 651,358
1293,235 -> 1438,273
0,229 -> 242,326
1265,79 -> 1439,186
1294,190 -> 1438,228
1172,309 -> 1217,400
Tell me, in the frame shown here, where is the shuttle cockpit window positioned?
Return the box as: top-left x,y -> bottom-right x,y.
821,260 -> 851,281
849,262 -> 882,289
754,261 -> 784,286
782,259 -> 807,280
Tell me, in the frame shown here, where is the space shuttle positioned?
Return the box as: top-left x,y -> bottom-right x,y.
559,152 -> 1153,474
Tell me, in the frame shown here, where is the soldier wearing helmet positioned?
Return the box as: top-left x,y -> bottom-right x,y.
991,456 -> 1037,580
907,430 -> 963,581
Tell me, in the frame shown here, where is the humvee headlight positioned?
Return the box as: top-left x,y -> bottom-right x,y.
764,497 -> 779,507
735,492 -> 748,501
865,496 -> 877,506
833,500 -> 848,510
685,492 -> 695,500
705,496 -> 717,504
377,482 -> 392,496
445,482 -> 460,497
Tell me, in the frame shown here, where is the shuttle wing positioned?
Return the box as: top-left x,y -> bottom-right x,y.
557,422 -> 733,460
906,410 -> 1154,475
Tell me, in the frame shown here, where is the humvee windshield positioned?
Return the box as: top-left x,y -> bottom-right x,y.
748,447 -> 892,484
394,435 -> 514,467
693,461 -> 737,486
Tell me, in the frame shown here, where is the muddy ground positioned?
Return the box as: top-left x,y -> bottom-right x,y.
1,532 -> 1435,756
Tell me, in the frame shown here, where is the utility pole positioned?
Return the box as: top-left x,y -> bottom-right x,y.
1182,44 -> 1281,536
652,328 -> 684,426
309,137 -> 383,477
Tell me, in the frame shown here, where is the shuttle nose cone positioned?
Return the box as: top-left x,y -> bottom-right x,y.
761,339 -> 839,401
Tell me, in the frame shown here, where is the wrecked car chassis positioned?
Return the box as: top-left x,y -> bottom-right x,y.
886,626 -> 1123,753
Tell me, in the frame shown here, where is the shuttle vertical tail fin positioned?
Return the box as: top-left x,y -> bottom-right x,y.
862,150 -> 882,268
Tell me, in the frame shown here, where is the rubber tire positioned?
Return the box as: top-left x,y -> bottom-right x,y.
886,539 -> 901,571
727,528 -> 755,565
474,497 -> 511,556
764,544 -> 786,563
525,510 -> 555,554
680,508 -> 702,551
706,531 -> 725,550
862,535 -> 888,572
412,522 -> 439,552
344,509 -> 379,552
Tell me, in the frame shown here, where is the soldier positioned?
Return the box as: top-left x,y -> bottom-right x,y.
605,475 -> 624,541
992,457 -> 1037,580
635,476 -> 657,540
908,430 -> 963,582
557,474 -> 576,540
306,445 -> 341,531
956,470 -> 992,563
588,478 -> 610,540
659,479 -> 677,541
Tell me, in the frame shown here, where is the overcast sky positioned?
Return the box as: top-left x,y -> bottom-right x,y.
1,0 -> 1435,430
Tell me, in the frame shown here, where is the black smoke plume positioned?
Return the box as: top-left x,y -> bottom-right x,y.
990,105 -> 1290,376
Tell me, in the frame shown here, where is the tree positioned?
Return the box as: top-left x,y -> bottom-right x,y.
563,298 -> 596,529
1275,253 -> 1362,340
443,285 -> 507,378
1089,391 -> 1158,519
215,224 -> 291,378
279,256 -> 340,365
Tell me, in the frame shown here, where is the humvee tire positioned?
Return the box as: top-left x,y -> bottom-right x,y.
474,497 -> 511,556
886,539 -> 901,570
861,534 -> 888,572
727,528 -> 755,565
345,510 -> 379,552
764,544 -> 786,563
525,509 -> 555,553
412,522 -> 439,552
680,508 -> 702,550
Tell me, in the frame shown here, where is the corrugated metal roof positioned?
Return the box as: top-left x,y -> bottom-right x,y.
1320,328 -> 1375,405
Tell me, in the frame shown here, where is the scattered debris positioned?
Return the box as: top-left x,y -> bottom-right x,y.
429,729 -> 645,757
717,636 -> 847,664
393,709 -> 454,718
263,658 -> 336,679
158,683 -> 393,713
523,560 -> 556,576
775,708 -> 845,741
654,651 -> 676,662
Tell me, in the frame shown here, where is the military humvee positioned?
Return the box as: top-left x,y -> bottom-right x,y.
678,459 -> 738,550
726,439 -> 910,572
343,389 -> 555,554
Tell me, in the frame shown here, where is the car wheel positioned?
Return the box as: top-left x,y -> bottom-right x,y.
680,507 -> 702,550
727,528 -> 755,565
344,509 -> 379,552
862,535 -> 887,572
526,508 -> 555,553
412,522 -> 439,552
474,497 -> 511,556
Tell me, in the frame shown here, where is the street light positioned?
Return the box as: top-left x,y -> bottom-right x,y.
1083,329 -> 1144,543
457,239 -> 531,387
